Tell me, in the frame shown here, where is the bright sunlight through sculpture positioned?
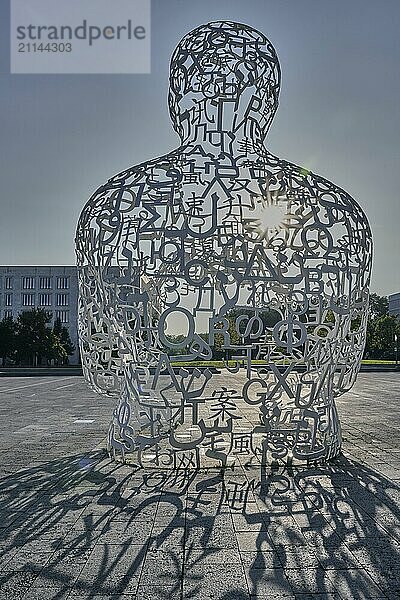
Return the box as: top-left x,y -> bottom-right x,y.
75,21 -> 373,468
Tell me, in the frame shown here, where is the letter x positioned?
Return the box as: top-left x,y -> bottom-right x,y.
266,364 -> 295,399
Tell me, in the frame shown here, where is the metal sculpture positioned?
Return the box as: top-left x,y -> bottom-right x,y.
75,21 -> 372,468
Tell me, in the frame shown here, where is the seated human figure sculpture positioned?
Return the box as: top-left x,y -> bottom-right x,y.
75,21 -> 372,468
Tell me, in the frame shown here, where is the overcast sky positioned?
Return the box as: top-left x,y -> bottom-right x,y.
1,0 -> 399,296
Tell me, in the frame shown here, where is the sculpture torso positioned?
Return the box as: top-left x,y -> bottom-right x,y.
76,21 -> 372,467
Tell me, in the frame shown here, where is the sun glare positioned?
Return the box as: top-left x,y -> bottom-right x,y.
244,195 -> 289,238
257,202 -> 287,232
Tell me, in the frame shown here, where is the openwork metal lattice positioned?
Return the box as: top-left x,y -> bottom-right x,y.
75,21 -> 372,468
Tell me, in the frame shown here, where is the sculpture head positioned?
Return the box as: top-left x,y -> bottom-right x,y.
168,21 -> 281,144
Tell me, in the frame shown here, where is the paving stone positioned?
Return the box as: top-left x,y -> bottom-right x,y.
135,587 -> 182,600
283,568 -> 337,594
244,567 -> 294,596
185,525 -> 238,549
328,567 -> 388,598
293,594 -> 342,599
141,555 -> 183,578
23,583 -> 71,599
249,595 -> 295,600
232,513 -> 269,531
99,520 -> 153,545
240,550 -> 283,569
269,525 -> 307,547
184,562 -> 249,598
68,594 -> 137,599
149,527 -> 185,553
236,531 -> 275,552
185,547 -> 242,567
35,547 -> 93,589
0,569 -> 38,600
276,547 -> 320,569
315,546 -> 360,571
5,547 -> 56,571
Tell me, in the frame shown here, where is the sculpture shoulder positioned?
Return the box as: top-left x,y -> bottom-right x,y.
276,158 -> 372,238
76,149 -> 182,235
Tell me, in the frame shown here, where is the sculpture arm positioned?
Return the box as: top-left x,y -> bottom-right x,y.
332,290 -> 370,397
331,190 -> 373,397
75,188 -> 125,397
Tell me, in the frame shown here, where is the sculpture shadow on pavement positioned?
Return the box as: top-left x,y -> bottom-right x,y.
0,450 -> 398,599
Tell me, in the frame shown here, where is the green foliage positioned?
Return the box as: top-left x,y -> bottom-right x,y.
363,293 -> 399,360
365,313 -> 400,360
368,293 -> 389,320
162,333 -> 189,356
212,317 -> 239,359
0,316 -> 17,366
53,317 -> 75,361
3,295 -> 395,366
0,309 -> 75,367
15,308 -> 53,366
43,329 -> 68,363
212,309 -> 280,360
162,297 -> 398,363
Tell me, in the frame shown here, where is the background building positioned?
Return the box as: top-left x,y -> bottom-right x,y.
389,292 -> 400,318
0,266 -> 79,365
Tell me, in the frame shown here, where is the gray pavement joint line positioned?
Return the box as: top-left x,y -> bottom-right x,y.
0,377 -> 75,393
122,469 -> 162,595
55,383 -> 78,390
181,477 -> 189,600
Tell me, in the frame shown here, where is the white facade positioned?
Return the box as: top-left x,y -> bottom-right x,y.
389,292 -> 400,317
0,266 -> 79,365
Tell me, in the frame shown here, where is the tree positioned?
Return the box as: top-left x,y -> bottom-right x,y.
363,293 -> 400,360
53,317 -> 75,364
15,308 -> 53,366
368,293 -> 389,320
212,316 -> 240,360
0,316 -> 17,366
366,314 -> 400,360
45,329 -> 68,364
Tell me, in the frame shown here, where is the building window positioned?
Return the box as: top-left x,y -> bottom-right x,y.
39,293 -> 52,306
39,277 -> 52,289
56,310 -> 69,323
57,277 -> 69,289
56,293 -> 69,306
22,277 -> 35,290
5,277 -> 12,290
22,294 -> 35,307
4,310 -> 12,319
5,294 -> 12,307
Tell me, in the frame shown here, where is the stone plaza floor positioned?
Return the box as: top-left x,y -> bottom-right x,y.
0,373 -> 399,599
